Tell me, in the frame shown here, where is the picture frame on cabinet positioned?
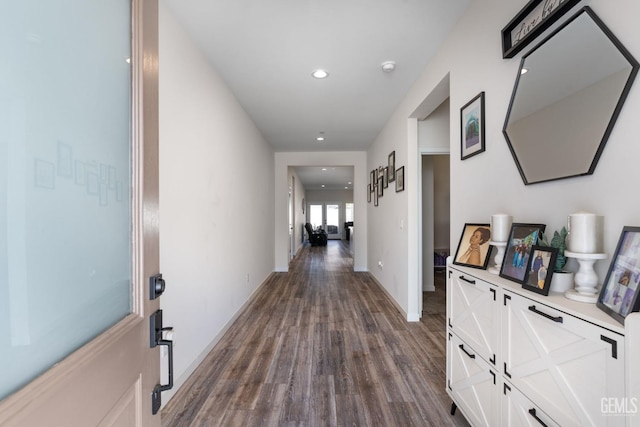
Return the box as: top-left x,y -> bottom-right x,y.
597,226 -> 640,324
500,223 -> 546,284
522,245 -> 557,296
460,92 -> 485,160
388,151 -> 396,182
395,166 -> 405,192
452,223 -> 493,269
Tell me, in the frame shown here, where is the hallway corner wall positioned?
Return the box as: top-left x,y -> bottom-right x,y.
158,3 -> 275,404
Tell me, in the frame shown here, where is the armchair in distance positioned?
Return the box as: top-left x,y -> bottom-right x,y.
305,223 -> 327,246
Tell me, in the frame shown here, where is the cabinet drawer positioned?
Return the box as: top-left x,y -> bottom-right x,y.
447,332 -> 499,427
503,291 -> 625,427
502,382 -> 560,427
447,268 -> 499,366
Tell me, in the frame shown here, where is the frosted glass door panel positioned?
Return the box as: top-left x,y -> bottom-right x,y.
0,1 -> 132,399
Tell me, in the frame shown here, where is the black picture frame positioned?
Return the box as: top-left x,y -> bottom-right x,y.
452,223 -> 493,270
597,226 -> 640,324
395,166 -> 404,192
370,170 -> 376,188
377,177 -> 384,198
373,185 -> 379,207
383,167 -> 389,188
523,246 -> 557,296
388,151 -> 396,182
500,223 -> 546,284
367,185 -> 372,203
501,0 -> 580,59
460,92 -> 485,160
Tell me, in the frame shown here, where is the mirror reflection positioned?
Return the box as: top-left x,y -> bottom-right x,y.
503,7 -> 638,185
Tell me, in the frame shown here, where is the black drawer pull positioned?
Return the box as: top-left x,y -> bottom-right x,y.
528,408 -> 548,427
528,305 -> 563,323
458,344 -> 476,359
459,275 -> 476,284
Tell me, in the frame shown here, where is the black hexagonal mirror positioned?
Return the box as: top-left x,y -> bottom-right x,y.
503,6 -> 638,185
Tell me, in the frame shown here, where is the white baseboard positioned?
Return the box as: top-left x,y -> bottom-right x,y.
368,274 -> 421,322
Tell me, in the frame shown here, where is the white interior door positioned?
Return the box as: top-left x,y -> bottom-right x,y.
0,1 -> 161,425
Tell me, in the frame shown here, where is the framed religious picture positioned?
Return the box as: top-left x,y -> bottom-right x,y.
460,92 -> 485,160
500,223 -> 546,284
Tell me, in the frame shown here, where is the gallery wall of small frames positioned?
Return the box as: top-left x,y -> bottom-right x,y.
368,151 -> 404,206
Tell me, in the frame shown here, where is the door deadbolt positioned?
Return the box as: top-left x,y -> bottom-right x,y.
149,273 -> 165,300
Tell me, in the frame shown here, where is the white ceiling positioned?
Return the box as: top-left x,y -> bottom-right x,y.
162,0 -> 471,155
295,166 -> 354,191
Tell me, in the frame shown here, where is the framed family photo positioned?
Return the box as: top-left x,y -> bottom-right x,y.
460,92 -> 485,160
597,226 -> 640,324
500,223 -> 546,284
523,246 -> 558,296
388,151 -> 396,182
395,166 -> 404,192
453,223 -> 492,269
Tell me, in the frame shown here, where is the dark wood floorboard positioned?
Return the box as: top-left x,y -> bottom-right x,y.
162,241 -> 469,427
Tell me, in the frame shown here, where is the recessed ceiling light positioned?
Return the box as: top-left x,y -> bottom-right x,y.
348,182 -> 352,185
521,68 -> 529,75
344,186 -> 348,189
321,168 -> 327,171
312,69 -> 329,79
321,185 -> 325,188
316,136 -> 325,141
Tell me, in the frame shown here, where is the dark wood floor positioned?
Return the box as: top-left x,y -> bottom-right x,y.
161,241 -> 469,426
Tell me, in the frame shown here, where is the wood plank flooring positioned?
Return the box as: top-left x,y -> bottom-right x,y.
161,241 -> 469,427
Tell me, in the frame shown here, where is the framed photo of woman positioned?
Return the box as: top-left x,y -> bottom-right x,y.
453,223 -> 493,269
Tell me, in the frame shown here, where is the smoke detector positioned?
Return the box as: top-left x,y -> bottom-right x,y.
381,61 -> 396,72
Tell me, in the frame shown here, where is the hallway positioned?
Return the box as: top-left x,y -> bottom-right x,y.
162,241 -> 468,426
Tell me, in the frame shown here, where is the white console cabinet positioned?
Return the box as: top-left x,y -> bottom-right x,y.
447,262 -> 639,427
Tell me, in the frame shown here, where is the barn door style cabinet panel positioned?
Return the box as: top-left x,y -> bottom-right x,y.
447,262 -> 639,426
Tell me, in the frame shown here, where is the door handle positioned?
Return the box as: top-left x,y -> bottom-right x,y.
150,309 -> 174,415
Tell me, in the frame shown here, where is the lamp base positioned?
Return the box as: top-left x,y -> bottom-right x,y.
488,241 -> 506,275
563,251 -> 606,304
565,288 -> 599,303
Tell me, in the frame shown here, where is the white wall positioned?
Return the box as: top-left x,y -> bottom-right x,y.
367,0 -> 640,320
275,152 -> 367,272
158,3 -> 275,403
